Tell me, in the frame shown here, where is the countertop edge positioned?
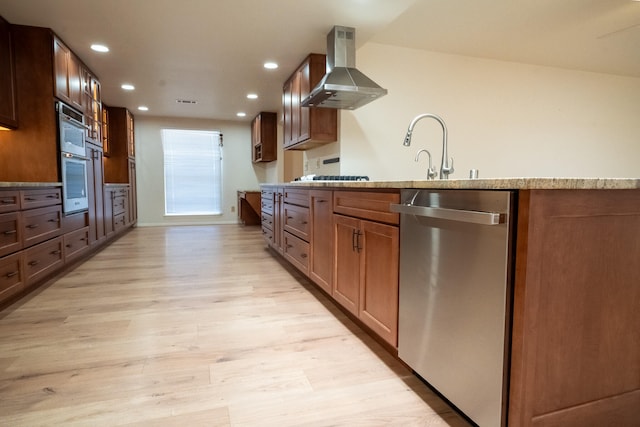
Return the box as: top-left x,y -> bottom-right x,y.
262,178 -> 640,190
0,182 -> 63,188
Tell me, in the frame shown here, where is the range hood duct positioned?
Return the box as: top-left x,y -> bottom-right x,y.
301,26 -> 387,110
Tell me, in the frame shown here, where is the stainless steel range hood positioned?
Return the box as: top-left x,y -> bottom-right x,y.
301,26 -> 387,110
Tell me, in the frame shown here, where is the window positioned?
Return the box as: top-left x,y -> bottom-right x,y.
161,129 -> 222,215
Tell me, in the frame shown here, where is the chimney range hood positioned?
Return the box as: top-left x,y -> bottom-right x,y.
301,26 -> 387,110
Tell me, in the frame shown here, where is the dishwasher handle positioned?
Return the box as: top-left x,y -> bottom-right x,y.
390,203 -> 505,225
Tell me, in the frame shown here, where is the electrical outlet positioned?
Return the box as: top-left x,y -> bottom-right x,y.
231,206 -> 235,212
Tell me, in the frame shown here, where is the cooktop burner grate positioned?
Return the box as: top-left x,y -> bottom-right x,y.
293,175 -> 369,182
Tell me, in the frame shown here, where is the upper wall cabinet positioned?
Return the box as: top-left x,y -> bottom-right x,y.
0,16 -> 18,129
251,111 -> 277,162
283,54 -> 337,150
53,36 -> 83,111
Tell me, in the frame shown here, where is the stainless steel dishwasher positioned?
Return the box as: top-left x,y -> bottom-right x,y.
391,189 -> 515,427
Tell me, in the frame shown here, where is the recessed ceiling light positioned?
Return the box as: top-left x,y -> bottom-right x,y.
121,84 -> 135,91
263,62 -> 278,70
247,93 -> 258,99
91,44 -> 109,53
236,112 -> 246,117
138,106 -> 149,111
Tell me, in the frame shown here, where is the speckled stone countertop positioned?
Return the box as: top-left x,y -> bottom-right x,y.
0,182 -> 62,188
266,178 -> 640,190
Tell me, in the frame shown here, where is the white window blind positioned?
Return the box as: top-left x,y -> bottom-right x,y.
161,129 -> 222,215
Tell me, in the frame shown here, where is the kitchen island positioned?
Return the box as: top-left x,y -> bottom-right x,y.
260,178 -> 639,427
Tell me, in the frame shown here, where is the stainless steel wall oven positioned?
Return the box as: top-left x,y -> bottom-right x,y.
57,101 -> 89,214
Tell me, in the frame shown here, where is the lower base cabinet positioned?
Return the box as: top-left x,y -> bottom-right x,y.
334,214 -> 399,347
24,236 -> 63,286
0,252 -> 23,301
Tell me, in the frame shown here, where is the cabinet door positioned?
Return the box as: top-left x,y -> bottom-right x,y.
282,80 -> 293,148
298,61 -> 310,142
310,190 -> 333,294
291,70 -> 301,144
128,159 -> 137,224
0,15 -> 18,129
333,214 -> 361,316
53,37 -> 82,109
359,220 -> 399,347
86,144 -> 105,245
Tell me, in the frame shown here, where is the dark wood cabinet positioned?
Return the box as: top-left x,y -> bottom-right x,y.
104,107 -> 135,183
53,35 -> 83,111
0,15 -> 18,129
237,191 -> 261,225
309,190 -> 333,294
251,112 -> 277,162
86,143 -> 105,246
283,54 -> 337,150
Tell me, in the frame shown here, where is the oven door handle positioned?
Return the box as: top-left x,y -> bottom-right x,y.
62,152 -> 89,161
390,203 -> 505,225
61,114 -> 89,129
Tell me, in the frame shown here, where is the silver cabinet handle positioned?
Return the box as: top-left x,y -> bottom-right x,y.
390,203 -> 504,225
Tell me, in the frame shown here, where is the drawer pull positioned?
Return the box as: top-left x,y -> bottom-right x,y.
300,253 -> 308,259
28,260 -> 39,266
286,244 -> 293,249
66,244 -> 73,248
46,195 -> 58,199
301,221 -> 308,225
5,271 -> 19,278
26,224 -> 39,229
1,199 -> 14,204
47,219 -> 59,223
24,197 -> 35,201
3,229 -> 17,235
50,250 -> 62,255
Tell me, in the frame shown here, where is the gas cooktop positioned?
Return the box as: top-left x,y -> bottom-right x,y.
293,175 -> 370,182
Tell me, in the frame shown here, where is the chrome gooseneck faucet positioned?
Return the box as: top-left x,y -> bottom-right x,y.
415,149 -> 437,180
403,113 -> 454,179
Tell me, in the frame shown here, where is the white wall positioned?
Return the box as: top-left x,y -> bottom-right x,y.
307,43 -> 640,180
135,116 -> 264,226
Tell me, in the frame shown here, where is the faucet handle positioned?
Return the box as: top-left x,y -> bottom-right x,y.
442,157 -> 454,176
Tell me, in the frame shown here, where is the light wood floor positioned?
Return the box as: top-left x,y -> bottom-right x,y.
0,225 -> 471,426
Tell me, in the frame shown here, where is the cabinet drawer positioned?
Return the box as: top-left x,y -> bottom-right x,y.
283,203 -> 309,241
261,211 -> 274,230
262,225 -> 274,246
22,205 -> 63,248
283,232 -> 309,275
113,194 -> 127,216
0,252 -> 24,301
24,237 -> 64,286
261,190 -> 274,214
20,188 -> 62,210
63,227 -> 89,262
333,191 -> 400,225
113,212 -> 127,231
0,190 -> 20,213
0,212 -> 22,257
283,188 -> 309,207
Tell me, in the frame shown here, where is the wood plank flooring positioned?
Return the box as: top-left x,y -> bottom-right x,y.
0,225 -> 471,426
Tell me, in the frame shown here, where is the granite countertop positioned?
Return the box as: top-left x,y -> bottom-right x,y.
267,177 -> 640,190
0,182 -> 62,188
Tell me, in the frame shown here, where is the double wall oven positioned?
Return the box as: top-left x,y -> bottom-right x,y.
57,101 -> 89,214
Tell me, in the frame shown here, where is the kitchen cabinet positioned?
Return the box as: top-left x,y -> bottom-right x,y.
261,186 -> 284,254
104,107 -> 135,183
0,251 -> 23,302
508,189 -> 640,427
53,35 -> 83,111
332,190 -> 400,347
0,15 -> 18,129
83,71 -> 102,146
86,142 -> 105,246
62,226 -> 89,263
334,214 -> 399,347
0,211 -> 21,257
282,54 -> 337,150
282,188 -> 310,275
309,190 -> 333,295
251,112 -> 277,162
104,107 -> 137,227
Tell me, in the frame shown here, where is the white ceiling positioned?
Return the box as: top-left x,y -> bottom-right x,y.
1,0 -> 638,122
